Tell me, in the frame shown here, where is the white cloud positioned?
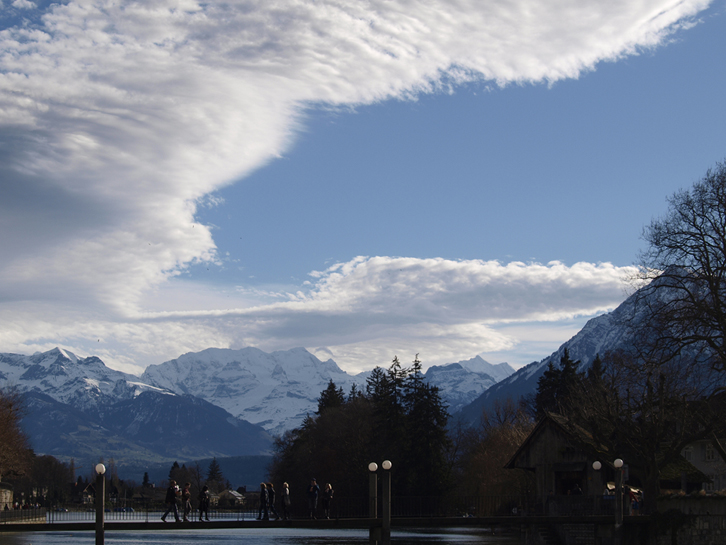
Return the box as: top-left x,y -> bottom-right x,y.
0,257 -> 636,373
11,0 -> 35,9
0,0 -> 708,370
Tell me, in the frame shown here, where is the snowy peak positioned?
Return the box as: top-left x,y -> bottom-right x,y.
424,362 -> 499,414
456,287 -> 650,424
455,355 -> 515,382
3,345 -> 520,445
0,347 -> 171,412
140,347 -> 357,436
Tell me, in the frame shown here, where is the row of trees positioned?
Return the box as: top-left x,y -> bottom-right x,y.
269,356 -> 452,503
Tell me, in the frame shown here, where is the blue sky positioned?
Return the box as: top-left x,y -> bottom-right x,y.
1,0 -> 725,374
200,8 -> 726,282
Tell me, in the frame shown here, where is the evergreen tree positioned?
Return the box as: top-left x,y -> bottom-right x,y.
168,461 -> 181,482
270,354 -> 454,500
401,355 -> 451,496
587,353 -> 604,383
534,348 -> 582,418
206,457 -> 225,492
365,366 -> 387,396
207,458 -> 223,481
348,383 -> 362,400
368,357 -> 408,465
316,379 -> 345,414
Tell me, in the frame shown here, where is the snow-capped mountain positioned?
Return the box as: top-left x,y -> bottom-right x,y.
140,347 -> 515,435
0,346 -> 515,466
424,356 -> 514,414
0,348 -> 274,468
456,288 -> 644,425
454,355 -> 515,382
0,347 -> 165,412
141,347 -> 361,436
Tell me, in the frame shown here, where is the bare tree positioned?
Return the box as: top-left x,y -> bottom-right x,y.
566,349 -> 722,514
0,387 -> 30,480
637,160 -> 726,378
455,398 -> 535,498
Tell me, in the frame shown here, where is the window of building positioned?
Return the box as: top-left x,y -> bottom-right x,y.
705,444 -> 716,462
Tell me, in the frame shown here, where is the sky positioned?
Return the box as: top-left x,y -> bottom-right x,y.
1,0 -> 725,376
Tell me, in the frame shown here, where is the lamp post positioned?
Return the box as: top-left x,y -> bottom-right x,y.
368,463 -> 378,519
95,463 -> 106,545
613,458 -> 624,528
368,460 -> 392,544
381,460 -> 392,542
592,458 -> 624,533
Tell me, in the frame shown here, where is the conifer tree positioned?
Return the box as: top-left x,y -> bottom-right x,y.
402,355 -> 451,496
368,357 -> 408,465
270,354 -> 454,500
207,458 -> 223,482
168,461 -> 181,482
534,348 -> 582,418
316,379 -> 345,414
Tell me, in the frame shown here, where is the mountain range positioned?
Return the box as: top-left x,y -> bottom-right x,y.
1,348 -> 273,472
1,345 -> 513,473
140,348 -> 514,434
5,280 -> 718,483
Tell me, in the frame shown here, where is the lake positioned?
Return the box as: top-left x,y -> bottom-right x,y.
0,527 -> 524,544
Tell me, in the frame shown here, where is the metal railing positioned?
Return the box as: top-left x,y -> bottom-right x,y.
2,495 -> 622,524
0,507 -> 47,524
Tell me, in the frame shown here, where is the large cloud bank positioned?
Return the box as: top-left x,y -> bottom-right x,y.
0,0 -> 708,372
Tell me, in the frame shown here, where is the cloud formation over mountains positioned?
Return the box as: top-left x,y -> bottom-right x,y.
0,0 -> 709,371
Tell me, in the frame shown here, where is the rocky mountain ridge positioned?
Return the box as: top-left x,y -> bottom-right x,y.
1,346 -> 513,467
1,348 -> 274,470
456,287 -> 644,424
140,347 -> 514,435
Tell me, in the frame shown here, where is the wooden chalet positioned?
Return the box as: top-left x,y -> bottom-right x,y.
505,413 -> 610,501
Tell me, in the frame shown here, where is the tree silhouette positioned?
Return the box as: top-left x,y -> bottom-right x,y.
316,379 -> 345,414
534,348 -> 582,418
0,387 -> 30,480
638,160 -> 726,378
270,355 -> 452,502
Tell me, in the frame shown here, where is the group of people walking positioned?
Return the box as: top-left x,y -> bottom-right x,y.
257,481 -> 290,520
161,480 -> 210,523
260,478 -> 334,520
161,477 -> 334,523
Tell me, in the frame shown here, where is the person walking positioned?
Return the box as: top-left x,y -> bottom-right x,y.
198,485 -> 211,522
258,482 -> 269,520
307,478 -> 320,519
321,483 -> 334,519
161,480 -> 181,523
267,482 -> 280,520
281,482 -> 291,520
181,482 -> 192,522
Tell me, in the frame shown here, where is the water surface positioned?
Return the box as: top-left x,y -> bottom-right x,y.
0,527 -> 524,544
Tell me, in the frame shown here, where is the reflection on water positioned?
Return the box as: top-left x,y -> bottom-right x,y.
0,527 -> 524,544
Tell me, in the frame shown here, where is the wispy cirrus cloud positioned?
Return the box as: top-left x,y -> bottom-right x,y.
0,0 -> 709,371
